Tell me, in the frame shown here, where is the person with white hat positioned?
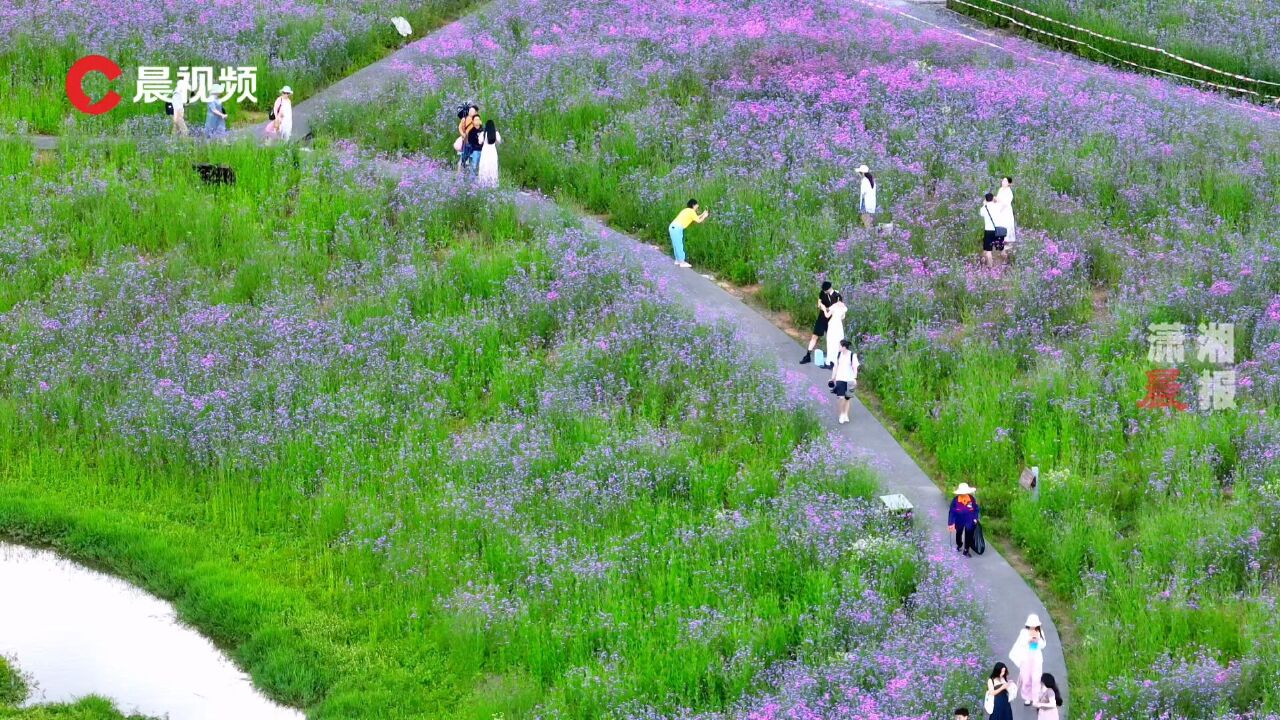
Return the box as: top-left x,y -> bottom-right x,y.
205,84 -> 228,137
268,86 -> 294,141
947,483 -> 980,556
856,164 -> 877,229
1009,613 -> 1048,706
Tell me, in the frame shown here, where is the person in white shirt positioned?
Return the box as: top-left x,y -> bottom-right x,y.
995,176 -> 1016,247
170,78 -> 189,137
828,339 -> 859,424
981,192 -> 1006,267
268,86 -> 294,142
857,164 -> 877,229
822,291 -> 847,368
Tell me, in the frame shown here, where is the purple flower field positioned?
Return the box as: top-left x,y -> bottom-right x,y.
311,0 -> 1280,715
0,138 -> 988,718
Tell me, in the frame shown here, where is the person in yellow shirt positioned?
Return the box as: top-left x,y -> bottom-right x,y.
668,199 -> 709,268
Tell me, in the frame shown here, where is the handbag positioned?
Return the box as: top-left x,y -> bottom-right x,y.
973,520 -> 987,555
453,136 -> 464,153
984,691 -> 995,716
985,206 -> 1007,239
813,349 -> 826,368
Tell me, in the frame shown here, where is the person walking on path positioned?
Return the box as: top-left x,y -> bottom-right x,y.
822,291 -> 847,368
205,85 -> 228,137
985,662 -> 1016,720
477,119 -> 502,188
947,483 -> 980,557
800,281 -> 835,365
981,192 -> 1006,267
857,164 -> 877,229
828,338 -> 859,424
1033,673 -> 1063,719
995,176 -> 1016,246
668,199 -> 708,268
1010,614 -> 1048,706
268,86 -> 293,142
170,77 -> 190,137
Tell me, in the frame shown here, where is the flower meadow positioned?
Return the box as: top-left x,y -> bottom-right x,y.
311,0 -> 1280,715
0,137 -> 987,719
0,0 -> 478,133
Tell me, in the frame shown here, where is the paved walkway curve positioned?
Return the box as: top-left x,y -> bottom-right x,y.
270,3 -> 1071,715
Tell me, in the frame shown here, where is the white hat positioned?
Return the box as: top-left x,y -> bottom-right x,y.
856,164 -> 870,173
280,86 -> 293,95
1025,613 -> 1042,627
953,483 -> 977,494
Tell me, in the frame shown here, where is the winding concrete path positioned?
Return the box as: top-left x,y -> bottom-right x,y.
274,3 -> 1072,714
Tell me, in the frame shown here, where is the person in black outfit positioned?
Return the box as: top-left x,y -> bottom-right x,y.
800,281 -> 834,364
464,115 -> 484,175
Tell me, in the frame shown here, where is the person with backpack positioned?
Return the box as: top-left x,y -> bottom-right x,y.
668,199 -> 709,268
948,483 -> 980,557
800,281 -> 835,365
268,86 -> 293,142
857,164 -> 877,229
981,192 -> 1006,267
828,338 -> 859,424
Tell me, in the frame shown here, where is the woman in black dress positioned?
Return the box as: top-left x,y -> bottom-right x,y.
800,281 -> 834,364
986,662 -> 1015,720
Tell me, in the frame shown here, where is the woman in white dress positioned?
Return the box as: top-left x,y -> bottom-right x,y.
995,176 -> 1016,245
268,86 -> 293,142
477,119 -> 502,187
823,291 -> 847,368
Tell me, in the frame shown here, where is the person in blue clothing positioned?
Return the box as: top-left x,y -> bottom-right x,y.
947,482 -> 980,557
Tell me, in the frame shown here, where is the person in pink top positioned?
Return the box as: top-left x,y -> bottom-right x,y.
1009,614 -> 1048,705
1033,673 -> 1063,720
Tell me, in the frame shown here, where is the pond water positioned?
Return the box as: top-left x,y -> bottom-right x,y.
0,542 -> 305,720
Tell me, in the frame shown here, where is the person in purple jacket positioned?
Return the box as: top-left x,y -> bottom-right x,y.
947,482 -> 980,557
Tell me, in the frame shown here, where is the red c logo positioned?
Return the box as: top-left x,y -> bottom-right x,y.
66,55 -> 122,115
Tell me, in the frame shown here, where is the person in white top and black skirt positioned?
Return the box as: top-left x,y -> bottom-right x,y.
828,338 -> 859,424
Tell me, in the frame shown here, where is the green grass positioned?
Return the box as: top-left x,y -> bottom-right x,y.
0,137 -> 930,718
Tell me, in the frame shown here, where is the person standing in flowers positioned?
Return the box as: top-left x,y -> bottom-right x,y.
268,86 -> 293,142
995,176 -> 1016,246
822,291 -> 847,368
981,192 -> 1006,267
456,104 -> 479,171
800,281 -> 835,365
1009,614 -> 1048,705
205,84 -> 228,137
947,483 -> 980,557
828,338 -> 859,424
857,164 -> 877,229
1033,673 -> 1063,719
477,119 -> 502,188
668,199 -> 708,268
464,115 -> 485,176
985,662 -> 1016,720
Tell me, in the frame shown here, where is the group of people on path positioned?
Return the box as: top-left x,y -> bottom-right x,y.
166,83 -> 290,140
954,637 -> 1063,719
454,104 -> 502,187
